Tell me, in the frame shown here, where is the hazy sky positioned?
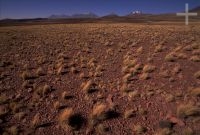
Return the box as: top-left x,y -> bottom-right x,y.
0,0 -> 200,19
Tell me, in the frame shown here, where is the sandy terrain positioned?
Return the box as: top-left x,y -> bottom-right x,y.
0,23 -> 200,135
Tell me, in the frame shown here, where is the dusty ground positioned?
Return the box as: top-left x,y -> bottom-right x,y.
0,23 -> 200,135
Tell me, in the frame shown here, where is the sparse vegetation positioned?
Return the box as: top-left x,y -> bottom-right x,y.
176,103 -> 200,118
143,64 -> 156,73
194,71 -> 200,79
190,87 -> 200,96
1,23 -> 200,135
190,55 -> 200,62
165,53 -> 176,62
124,109 -> 135,119
132,124 -> 146,134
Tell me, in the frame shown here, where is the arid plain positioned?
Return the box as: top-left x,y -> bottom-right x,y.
0,23 -> 200,135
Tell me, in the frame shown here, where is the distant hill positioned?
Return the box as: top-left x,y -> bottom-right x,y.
189,6 -> 200,14
1,5 -> 199,26
101,13 -> 119,18
49,12 -> 98,19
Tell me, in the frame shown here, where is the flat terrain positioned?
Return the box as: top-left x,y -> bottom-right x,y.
0,23 -> 200,135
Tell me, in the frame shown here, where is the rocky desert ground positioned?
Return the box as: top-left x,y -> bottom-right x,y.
0,23 -> 200,135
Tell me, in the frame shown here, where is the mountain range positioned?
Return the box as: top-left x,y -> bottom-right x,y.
48,6 -> 200,19
0,6 -> 199,26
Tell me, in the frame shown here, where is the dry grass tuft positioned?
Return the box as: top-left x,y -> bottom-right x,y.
132,124 -> 146,134
154,45 -> 163,53
62,91 -> 72,100
165,53 -> 176,62
59,108 -> 84,130
43,84 -> 51,95
143,64 -> 156,73
7,126 -> 19,135
96,124 -> 109,134
177,103 -> 200,118
190,55 -> 200,62
194,71 -> 200,79
82,80 -> 95,93
122,73 -> 132,83
36,67 -> 45,76
128,91 -> 140,101
182,128 -> 194,135
53,101 -> 61,110
21,71 -> 32,80
190,87 -> 200,96
140,73 -> 150,80
91,104 -> 108,121
156,128 -> 173,135
59,108 -> 73,123
57,66 -> 65,75
124,109 -> 135,119
31,113 -> 40,128
165,94 -> 175,102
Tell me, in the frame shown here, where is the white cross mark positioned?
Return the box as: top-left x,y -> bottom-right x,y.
176,3 -> 198,25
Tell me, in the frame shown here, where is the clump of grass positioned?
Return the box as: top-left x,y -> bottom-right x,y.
128,91 -> 140,101
165,53 -> 176,62
82,80 -> 95,93
183,45 -> 193,51
122,73 -> 132,83
132,124 -> 146,134
138,108 -> 147,115
176,53 -> 187,59
9,102 -> 23,113
124,109 -> 135,119
182,128 -> 194,135
177,103 -> 200,118
43,84 -> 51,95
143,64 -> 156,73
91,103 -> 108,121
70,67 -> 78,74
165,94 -> 175,102
36,67 -> 45,76
53,101 -> 61,110
14,112 -> 26,120
59,108 -> 72,120
194,71 -> 200,79
21,71 -> 32,80
156,128 -> 173,135
59,108 -> 83,130
136,47 -> 143,54
22,80 -> 32,89
160,70 -> 170,78
62,91 -> 72,100
140,73 -> 150,80
96,124 -> 109,134
192,50 -> 200,55
154,45 -> 163,53
7,126 -> 19,135
0,95 -> 8,105
173,65 -> 181,74
190,55 -> 200,62
31,113 -> 40,128
190,87 -> 200,96
36,84 -> 51,96
121,84 -> 131,93
79,72 -> 86,78
0,104 -> 9,118
57,66 -> 65,75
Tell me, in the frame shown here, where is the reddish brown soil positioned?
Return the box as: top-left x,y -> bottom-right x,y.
0,23 -> 200,135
